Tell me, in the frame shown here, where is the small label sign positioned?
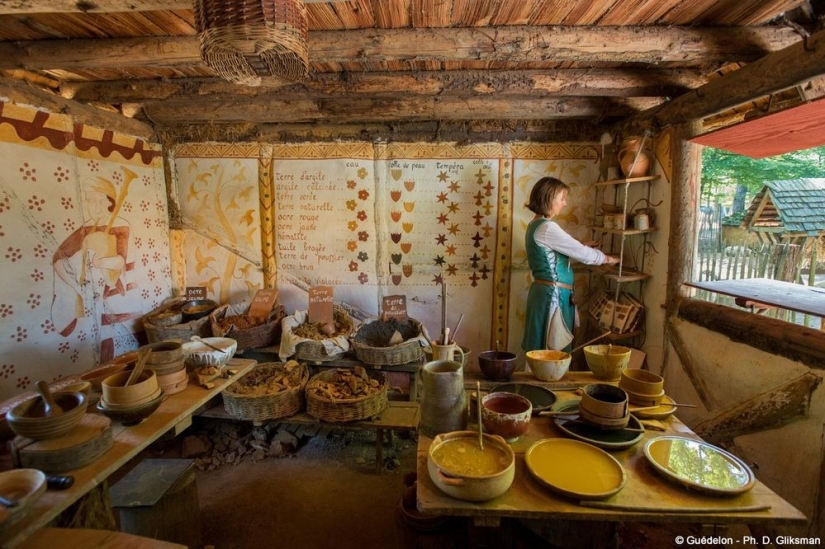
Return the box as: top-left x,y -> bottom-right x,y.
248,288 -> 279,319
186,286 -> 207,300
308,286 -> 334,325
382,295 -> 408,321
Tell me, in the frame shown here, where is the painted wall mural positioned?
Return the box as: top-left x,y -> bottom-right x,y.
0,101 -> 168,402
171,141 -> 600,362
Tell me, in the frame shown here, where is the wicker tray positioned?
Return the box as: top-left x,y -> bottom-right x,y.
142,297 -> 211,343
210,302 -> 286,352
221,361 -> 308,422
289,306 -> 355,363
351,317 -> 425,366
305,368 -> 388,422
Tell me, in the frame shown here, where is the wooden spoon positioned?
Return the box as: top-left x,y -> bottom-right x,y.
190,335 -> 226,353
125,348 -> 151,387
476,381 -> 484,451
36,380 -> 63,417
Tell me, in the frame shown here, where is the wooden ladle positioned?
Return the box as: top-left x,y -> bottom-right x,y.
125,348 -> 151,387
36,380 -> 63,417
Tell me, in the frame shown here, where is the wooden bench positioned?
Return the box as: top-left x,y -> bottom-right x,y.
198,400 -> 420,474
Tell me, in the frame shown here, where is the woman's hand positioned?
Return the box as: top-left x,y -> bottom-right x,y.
582,239 -> 601,248
603,255 -> 621,265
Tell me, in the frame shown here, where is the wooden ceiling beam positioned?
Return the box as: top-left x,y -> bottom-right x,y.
60,68 -> 704,103
0,26 -> 801,71
0,0 -> 190,14
639,28 -> 825,130
143,95 -> 660,124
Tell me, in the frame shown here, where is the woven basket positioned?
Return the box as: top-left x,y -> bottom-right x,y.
210,302 -> 286,352
293,307 -> 355,363
306,369 -> 388,422
351,317 -> 425,366
194,0 -> 308,86
142,297 -> 211,344
222,362 -> 308,422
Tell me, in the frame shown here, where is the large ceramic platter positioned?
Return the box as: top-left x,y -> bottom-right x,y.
631,394 -> 677,420
643,436 -> 756,496
525,438 -> 626,500
552,401 -> 644,451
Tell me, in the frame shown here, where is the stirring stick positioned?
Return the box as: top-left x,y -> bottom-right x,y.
442,327 -> 450,346
452,313 -> 464,343
570,331 -> 612,354
441,282 -> 447,342
476,381 -> 484,450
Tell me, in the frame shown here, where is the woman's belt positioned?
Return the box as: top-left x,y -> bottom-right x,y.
532,279 -> 574,291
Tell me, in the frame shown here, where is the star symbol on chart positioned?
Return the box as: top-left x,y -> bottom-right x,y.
469,271 -> 480,287
482,222 -> 493,237
479,264 -> 491,279
437,213 -> 449,225
469,253 -> 481,268
482,201 -> 494,215
479,244 -> 491,259
448,181 -> 461,193
447,202 -> 460,214
473,191 -> 485,206
445,244 -> 457,256
435,233 -> 448,246
473,211 -> 484,226
448,223 -> 460,235
472,232 -> 483,247
483,181 -> 494,196
446,264 -> 458,276
432,274 -> 444,285
438,171 -> 449,182
475,169 -> 485,179
433,255 -> 446,266
436,191 -> 449,203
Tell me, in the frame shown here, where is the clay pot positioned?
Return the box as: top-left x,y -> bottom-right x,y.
618,137 -> 652,177
478,350 -> 518,381
481,392 -> 532,442
427,431 -> 515,502
579,384 -> 629,430
583,345 -> 631,381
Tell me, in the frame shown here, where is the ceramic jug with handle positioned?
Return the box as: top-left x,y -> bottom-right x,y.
419,360 -> 468,438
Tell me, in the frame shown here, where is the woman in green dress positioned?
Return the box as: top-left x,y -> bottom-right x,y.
522,177 -> 620,353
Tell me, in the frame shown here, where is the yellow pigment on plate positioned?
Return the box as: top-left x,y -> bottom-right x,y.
525,438 -> 625,499
431,438 -> 511,477
632,395 -> 677,420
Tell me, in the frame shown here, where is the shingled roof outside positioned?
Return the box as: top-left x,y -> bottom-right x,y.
742,179 -> 825,235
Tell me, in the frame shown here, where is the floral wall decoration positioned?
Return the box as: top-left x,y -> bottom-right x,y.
0,101 -> 167,402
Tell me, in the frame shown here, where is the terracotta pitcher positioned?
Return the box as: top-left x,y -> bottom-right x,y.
617,136 -> 652,177
429,342 -> 466,364
419,360 -> 468,438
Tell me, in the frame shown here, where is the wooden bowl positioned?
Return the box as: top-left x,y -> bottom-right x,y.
579,384 -> 629,430
619,369 -> 664,396
6,392 -> 88,440
181,299 -> 217,322
0,469 -> 46,526
62,381 -> 92,396
101,370 -> 159,406
142,341 -> 183,364
97,391 -> 164,426
79,363 -> 129,392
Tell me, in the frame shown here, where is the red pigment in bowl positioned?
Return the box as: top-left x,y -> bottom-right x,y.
485,397 -> 530,415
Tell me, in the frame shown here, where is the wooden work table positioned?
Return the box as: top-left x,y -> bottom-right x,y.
0,358 -> 256,548
416,386 -> 806,529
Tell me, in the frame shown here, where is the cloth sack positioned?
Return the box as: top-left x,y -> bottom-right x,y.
546,305 -> 574,350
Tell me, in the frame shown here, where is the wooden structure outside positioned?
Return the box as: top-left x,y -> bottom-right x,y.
741,179 -> 825,245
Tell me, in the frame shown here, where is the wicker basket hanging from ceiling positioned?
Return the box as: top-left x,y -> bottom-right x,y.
193,0 -> 309,87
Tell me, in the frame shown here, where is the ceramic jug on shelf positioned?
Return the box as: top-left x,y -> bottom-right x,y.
418,359 -> 468,438
617,136 -> 652,177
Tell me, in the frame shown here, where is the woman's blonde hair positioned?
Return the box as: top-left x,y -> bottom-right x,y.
526,177 -> 569,215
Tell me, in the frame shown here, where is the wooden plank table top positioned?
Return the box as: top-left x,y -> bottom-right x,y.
0,358 -> 256,548
685,278 -> 825,317
416,388 -> 807,527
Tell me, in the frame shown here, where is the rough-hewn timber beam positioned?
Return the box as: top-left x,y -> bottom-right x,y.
0,76 -> 155,140
693,373 -> 821,446
61,69 -> 705,103
642,28 -> 825,130
143,95 -> 660,124
0,26 -> 801,71
0,0 -> 335,13
678,299 -> 825,368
